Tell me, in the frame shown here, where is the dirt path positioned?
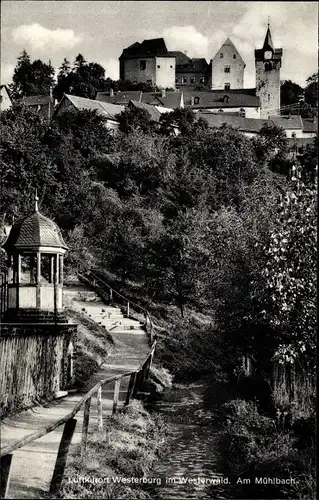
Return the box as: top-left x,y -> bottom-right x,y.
1,281 -> 151,499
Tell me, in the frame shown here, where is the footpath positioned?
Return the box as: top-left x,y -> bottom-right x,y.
0,279 -> 151,499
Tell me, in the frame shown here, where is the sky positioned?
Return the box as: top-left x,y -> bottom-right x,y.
1,1 -> 318,89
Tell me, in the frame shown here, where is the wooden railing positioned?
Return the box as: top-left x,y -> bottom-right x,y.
0,340 -> 157,498
78,270 -> 156,345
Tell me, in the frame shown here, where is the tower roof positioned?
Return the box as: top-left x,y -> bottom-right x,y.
2,208 -> 67,252
262,26 -> 274,51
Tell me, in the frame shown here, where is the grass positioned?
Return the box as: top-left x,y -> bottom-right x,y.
57,400 -> 168,499
65,307 -> 114,388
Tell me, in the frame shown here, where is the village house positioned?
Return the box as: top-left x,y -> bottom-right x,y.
20,95 -> 56,121
52,94 -> 125,134
0,85 -> 12,112
172,51 -> 209,88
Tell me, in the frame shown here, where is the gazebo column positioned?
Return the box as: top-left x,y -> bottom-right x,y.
16,254 -> 21,309
50,256 -> 55,284
36,252 -> 41,309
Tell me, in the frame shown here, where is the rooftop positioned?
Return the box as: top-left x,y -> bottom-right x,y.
184,89 -> 260,108
2,206 -> 67,252
197,112 -> 269,133
120,38 -> 171,59
62,94 -> 125,120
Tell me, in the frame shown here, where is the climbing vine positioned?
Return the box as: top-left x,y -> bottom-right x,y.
251,165 -> 317,367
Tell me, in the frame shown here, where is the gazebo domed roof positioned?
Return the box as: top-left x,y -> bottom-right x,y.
2,210 -> 68,252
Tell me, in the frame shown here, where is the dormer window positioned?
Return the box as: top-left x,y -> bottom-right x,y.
194,96 -> 200,105
224,83 -> 230,90
190,76 -> 196,84
218,109 -> 224,113
239,108 -> 246,117
220,53 -> 224,58
224,65 -> 230,73
223,95 -> 230,103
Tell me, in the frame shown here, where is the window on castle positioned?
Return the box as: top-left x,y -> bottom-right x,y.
239,108 -> 246,117
140,60 -> 146,70
224,65 -> 230,73
265,62 -> 272,71
220,53 -> 224,58
170,65 -> 173,68
224,83 -> 230,90
175,77 -> 178,84
190,76 -> 196,84
157,65 -> 160,68
292,132 -> 296,138
223,95 -> 230,103
200,76 -> 205,83
268,93 -> 271,102
233,54 -> 236,59
194,97 -> 200,105
182,76 -> 187,84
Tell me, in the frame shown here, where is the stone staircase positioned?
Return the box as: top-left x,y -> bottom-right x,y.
64,279 -> 146,335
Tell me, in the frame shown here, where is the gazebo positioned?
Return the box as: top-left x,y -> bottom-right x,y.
1,195 -> 68,322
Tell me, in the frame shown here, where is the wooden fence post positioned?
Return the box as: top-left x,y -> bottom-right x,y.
112,378 -> 121,415
125,373 -> 136,406
81,398 -> 91,462
96,386 -> 103,431
50,418 -> 77,495
0,454 -> 13,499
132,371 -> 141,398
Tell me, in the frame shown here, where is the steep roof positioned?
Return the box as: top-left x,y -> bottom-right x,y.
96,91 -> 142,105
21,95 -> 54,105
269,115 -> 303,130
120,38 -> 169,59
96,91 -> 182,109
212,37 -> 245,63
263,26 -> 274,51
2,210 -> 67,251
129,100 -> 174,122
175,57 -> 209,74
197,112 -> 269,133
183,89 -> 260,109
61,94 -> 125,119
169,51 -> 192,66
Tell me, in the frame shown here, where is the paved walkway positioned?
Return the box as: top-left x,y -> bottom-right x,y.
1,281 -> 151,499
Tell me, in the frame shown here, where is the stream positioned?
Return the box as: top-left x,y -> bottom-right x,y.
147,381 -> 234,500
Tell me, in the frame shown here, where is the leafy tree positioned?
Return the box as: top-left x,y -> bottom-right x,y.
0,104 -> 57,220
280,80 -> 303,107
304,72 -> 318,107
54,54 -> 105,100
10,50 -> 55,98
116,107 -> 156,135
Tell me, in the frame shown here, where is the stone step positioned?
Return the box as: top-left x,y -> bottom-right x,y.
109,327 -> 146,335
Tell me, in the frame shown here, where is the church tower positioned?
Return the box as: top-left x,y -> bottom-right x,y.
255,24 -> 283,118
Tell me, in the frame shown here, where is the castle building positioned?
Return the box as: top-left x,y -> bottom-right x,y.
172,52 -> 209,87
210,38 -> 246,90
119,38 -> 176,89
255,25 -> 283,118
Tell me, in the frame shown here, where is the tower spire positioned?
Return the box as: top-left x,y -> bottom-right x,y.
263,21 -> 274,51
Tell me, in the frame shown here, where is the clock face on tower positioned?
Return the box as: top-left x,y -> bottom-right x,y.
264,50 -> 272,60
